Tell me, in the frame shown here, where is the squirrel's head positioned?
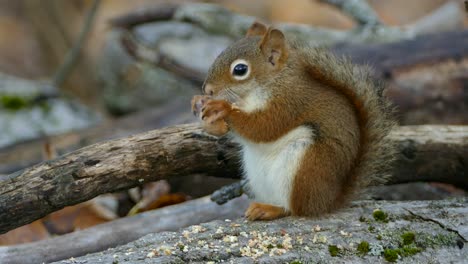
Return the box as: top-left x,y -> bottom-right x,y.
203,22 -> 289,101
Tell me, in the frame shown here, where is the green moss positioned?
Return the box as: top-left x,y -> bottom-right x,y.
1,95 -> 28,110
328,245 -> 341,257
383,245 -> 422,262
368,225 -> 376,232
357,241 -> 370,255
266,244 -> 274,249
376,234 -> 383,240
383,249 -> 399,262
177,244 -> 185,251
289,261 -> 303,264
401,232 -> 416,245
372,209 -> 388,223
359,216 -> 366,222
399,246 -> 422,256
276,243 -> 284,249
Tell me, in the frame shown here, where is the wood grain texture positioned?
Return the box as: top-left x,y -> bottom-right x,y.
390,125 -> 468,189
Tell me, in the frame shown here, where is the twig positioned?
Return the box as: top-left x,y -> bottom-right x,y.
52,0 -> 101,88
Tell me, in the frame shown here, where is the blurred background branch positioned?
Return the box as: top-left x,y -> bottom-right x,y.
52,0 -> 101,88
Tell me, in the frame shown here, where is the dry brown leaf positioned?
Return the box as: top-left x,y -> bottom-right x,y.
0,220 -> 50,245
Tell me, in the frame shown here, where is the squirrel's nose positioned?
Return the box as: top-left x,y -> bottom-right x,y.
203,84 -> 214,96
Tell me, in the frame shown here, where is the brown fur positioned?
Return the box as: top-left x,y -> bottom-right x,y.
192,22 -> 396,220
245,21 -> 267,37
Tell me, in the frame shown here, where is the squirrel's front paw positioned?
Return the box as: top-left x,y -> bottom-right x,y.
201,99 -> 232,124
191,96 -> 229,136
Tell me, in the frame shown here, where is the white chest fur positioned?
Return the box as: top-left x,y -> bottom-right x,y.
235,126 -> 315,210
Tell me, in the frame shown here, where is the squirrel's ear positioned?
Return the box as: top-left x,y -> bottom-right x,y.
260,28 -> 288,68
246,21 -> 268,37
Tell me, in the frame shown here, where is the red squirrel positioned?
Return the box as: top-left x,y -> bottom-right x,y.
191,22 -> 396,221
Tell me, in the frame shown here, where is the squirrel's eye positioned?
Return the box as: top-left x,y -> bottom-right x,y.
233,63 -> 248,76
230,59 -> 250,80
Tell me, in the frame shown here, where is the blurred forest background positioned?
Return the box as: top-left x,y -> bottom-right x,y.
0,0 -> 466,249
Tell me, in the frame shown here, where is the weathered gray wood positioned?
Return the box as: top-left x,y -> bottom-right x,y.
0,196 -> 249,264
110,2 -> 463,44
0,125 -> 466,234
51,199 -> 467,263
389,126 -> 468,189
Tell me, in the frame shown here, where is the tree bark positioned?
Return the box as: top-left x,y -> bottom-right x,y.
388,125 -> 468,189
0,124 -> 466,234
49,198 -> 467,263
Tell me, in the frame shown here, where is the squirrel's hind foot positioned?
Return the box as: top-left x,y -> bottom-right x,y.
245,202 -> 290,221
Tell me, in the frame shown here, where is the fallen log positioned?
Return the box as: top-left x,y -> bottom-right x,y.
0,124 -> 466,234
0,196 -> 248,264
52,199 -> 468,263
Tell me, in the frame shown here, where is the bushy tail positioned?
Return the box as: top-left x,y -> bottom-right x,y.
305,48 -> 397,198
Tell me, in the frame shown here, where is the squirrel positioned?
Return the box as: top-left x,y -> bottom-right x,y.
191,22 -> 396,221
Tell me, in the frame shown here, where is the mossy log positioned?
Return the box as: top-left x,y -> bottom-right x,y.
46,199 -> 467,263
